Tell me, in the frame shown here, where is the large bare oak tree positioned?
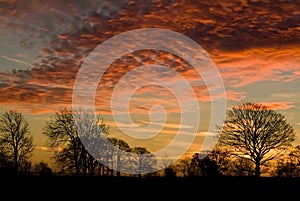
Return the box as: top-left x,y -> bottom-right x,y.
218,102 -> 295,177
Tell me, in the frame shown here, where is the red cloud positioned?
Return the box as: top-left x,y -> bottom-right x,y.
0,0 -> 299,116
257,101 -> 295,110
210,46 -> 300,88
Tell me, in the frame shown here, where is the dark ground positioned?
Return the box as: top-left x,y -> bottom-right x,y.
2,176 -> 299,199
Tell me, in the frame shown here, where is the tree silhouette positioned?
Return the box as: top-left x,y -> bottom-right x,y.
163,166 -> 177,177
272,145 -> 300,177
175,155 -> 192,177
131,147 -> 156,177
72,109 -> 110,176
190,153 -> 220,176
206,147 -> 232,176
189,153 -> 202,176
33,161 -> 52,176
230,157 -> 254,176
158,153 -> 176,177
43,108 -> 80,175
218,102 -> 295,177
0,110 -> 34,175
0,151 -> 14,175
42,107 -> 109,176
109,138 -> 130,176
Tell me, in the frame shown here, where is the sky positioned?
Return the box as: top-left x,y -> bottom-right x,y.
0,0 -> 299,168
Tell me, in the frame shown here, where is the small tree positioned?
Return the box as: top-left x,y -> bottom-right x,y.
158,153 -> 176,177
190,153 -> 220,176
33,161 -> 52,176
218,102 -> 295,177
131,147 -> 156,177
0,110 -> 34,175
175,155 -> 192,177
109,138 -> 130,176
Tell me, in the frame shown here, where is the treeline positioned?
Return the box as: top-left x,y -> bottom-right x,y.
0,108 -> 156,176
0,102 -> 300,177
43,107 -> 157,177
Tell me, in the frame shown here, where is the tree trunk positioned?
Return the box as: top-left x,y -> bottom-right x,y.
255,160 -> 261,177
14,152 -> 19,175
117,154 -> 121,177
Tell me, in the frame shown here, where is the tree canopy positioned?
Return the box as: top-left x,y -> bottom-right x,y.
218,102 -> 295,176
0,110 -> 34,175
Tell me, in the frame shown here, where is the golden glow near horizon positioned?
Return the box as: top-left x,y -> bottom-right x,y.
0,0 -> 299,167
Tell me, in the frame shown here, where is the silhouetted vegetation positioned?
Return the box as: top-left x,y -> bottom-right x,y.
42,107 -> 114,176
272,145 -> 300,177
218,102 -> 295,177
175,155 -> 192,177
42,107 -> 155,176
32,161 -> 52,176
0,110 -> 34,175
0,102 -> 299,183
108,137 -> 130,176
131,147 -> 156,177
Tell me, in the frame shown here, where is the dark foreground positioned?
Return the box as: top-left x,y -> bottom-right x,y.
2,176 -> 300,198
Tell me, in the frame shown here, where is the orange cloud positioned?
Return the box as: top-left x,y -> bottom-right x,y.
36,146 -> 63,152
210,46 -> 300,88
226,90 -> 246,101
0,0 -> 299,116
257,101 -> 295,110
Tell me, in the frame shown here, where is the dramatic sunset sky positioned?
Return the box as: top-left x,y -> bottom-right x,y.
0,0 -> 299,167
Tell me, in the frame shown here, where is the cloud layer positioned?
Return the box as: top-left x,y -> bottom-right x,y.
0,0 -> 299,115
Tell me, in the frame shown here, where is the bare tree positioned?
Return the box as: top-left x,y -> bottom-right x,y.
158,153 -> 176,177
109,138 -> 130,176
131,147 -> 156,177
0,110 -> 34,175
218,102 -> 295,177
42,107 -> 109,176
73,109 -> 110,176
159,153 -> 173,168
230,157 -> 255,176
272,145 -> 300,177
43,108 -> 81,175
